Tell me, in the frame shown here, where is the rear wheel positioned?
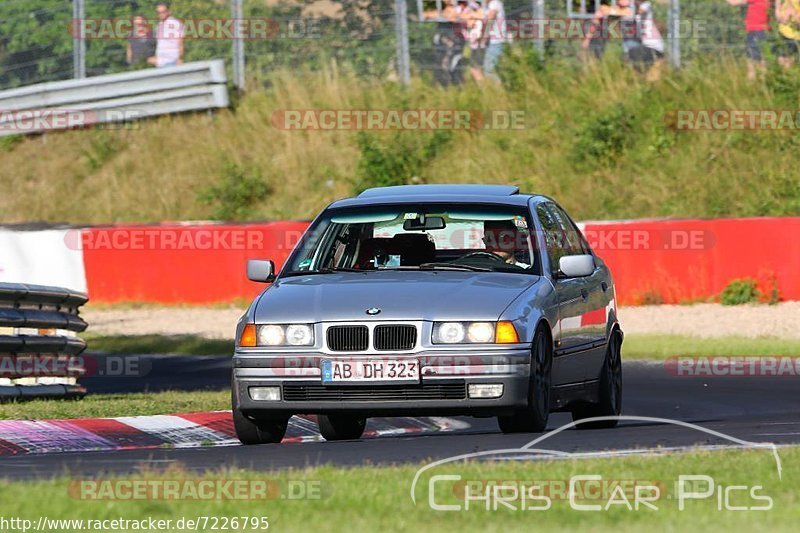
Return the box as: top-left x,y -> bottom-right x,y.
498,328 -> 552,434
318,415 -> 367,441
572,330 -> 623,429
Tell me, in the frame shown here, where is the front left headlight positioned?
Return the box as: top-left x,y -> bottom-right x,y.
239,324 -> 315,347
432,321 -> 519,345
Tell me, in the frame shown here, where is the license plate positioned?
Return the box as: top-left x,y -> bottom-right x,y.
321,359 -> 420,384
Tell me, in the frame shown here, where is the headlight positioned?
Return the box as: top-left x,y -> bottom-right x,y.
432,321 -> 518,344
259,325 -> 285,346
467,322 -> 495,343
433,322 -> 465,344
253,324 -> 315,347
285,324 -> 314,346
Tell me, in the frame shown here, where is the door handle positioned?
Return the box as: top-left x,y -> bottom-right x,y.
580,288 -> 588,300
601,282 -> 608,292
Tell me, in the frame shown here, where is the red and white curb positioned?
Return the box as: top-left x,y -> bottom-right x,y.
0,412 -> 471,456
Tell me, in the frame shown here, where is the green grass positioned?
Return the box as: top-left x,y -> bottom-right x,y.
0,390 -> 228,420
624,335 -> 800,361
84,334 -> 233,356
1,56 -> 800,224
0,447 -> 796,531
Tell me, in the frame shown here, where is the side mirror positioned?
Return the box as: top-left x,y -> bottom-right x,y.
247,259 -> 275,282
558,255 -> 595,278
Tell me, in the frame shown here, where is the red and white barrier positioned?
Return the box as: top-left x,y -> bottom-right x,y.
1,217 -> 797,306
0,411 -> 469,455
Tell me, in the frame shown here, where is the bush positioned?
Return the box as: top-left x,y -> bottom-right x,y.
571,103 -> 635,167
720,278 -> 760,306
353,130 -> 453,193
197,160 -> 271,221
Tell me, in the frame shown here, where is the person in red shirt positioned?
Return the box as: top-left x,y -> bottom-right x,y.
728,0 -> 771,79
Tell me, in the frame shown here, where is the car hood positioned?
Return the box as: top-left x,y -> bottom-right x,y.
252,271 -> 540,322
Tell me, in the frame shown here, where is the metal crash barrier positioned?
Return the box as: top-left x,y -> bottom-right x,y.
0,283 -> 89,400
0,59 -> 230,137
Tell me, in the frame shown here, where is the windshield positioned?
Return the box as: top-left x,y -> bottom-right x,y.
283,204 -> 539,276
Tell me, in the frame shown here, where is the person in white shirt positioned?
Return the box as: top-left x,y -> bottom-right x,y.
148,2 -> 184,68
480,0 -> 512,82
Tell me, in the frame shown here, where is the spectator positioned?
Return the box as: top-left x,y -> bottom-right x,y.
455,0 -> 485,82
628,0 -> 665,81
126,15 -> 156,67
727,0 -> 770,80
148,2 -> 184,68
480,0 -> 511,82
582,0 -> 634,60
777,0 -> 800,69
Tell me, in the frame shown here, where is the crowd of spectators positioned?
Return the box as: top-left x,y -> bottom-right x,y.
426,0 -> 800,85
727,0 -> 800,80
428,0 -> 666,83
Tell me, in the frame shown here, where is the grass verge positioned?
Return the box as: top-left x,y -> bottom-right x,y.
84,334 -> 233,356
0,390 -> 228,420
2,58 -> 800,224
0,447 -> 795,532
623,335 -> 800,360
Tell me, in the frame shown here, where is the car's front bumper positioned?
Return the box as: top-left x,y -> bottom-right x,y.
232,347 -> 531,417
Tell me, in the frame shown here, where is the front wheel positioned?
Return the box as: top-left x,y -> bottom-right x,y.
232,408 -> 289,445
231,383 -> 289,444
572,330 -> 623,429
498,328 -> 552,434
318,415 -> 367,441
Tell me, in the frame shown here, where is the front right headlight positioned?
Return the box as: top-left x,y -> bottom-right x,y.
238,323 -> 315,347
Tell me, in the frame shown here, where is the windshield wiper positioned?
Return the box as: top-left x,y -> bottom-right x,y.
418,262 -> 492,272
283,267 -> 367,276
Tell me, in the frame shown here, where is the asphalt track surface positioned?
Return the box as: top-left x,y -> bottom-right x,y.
1,355 -> 799,480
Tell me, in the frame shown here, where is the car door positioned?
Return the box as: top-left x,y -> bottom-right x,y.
548,203 -> 610,379
535,202 -> 587,385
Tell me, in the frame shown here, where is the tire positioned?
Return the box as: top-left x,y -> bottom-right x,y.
231,384 -> 289,445
571,330 -> 623,429
498,327 -> 552,434
232,408 -> 289,445
317,415 -> 367,441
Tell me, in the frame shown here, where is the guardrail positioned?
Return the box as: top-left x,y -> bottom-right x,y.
0,60 -> 229,137
0,283 -> 89,400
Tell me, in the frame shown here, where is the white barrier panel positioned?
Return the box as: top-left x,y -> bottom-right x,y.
0,229 -> 87,293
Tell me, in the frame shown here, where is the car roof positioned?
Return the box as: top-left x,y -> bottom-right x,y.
328,184 -> 550,209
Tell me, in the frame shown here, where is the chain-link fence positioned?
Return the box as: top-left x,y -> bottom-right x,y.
0,0 -> 777,91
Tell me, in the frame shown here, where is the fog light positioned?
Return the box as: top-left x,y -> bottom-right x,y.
468,384 -> 504,399
249,386 -> 281,401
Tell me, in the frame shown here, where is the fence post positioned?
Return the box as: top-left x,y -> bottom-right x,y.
394,0 -> 411,85
231,0 -> 246,91
73,0 -> 86,79
532,0 -> 545,57
668,0 -> 681,68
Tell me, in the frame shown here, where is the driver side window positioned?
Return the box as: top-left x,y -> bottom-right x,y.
536,202 -> 588,275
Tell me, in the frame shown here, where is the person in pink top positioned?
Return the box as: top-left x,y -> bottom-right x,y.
727,0 -> 771,80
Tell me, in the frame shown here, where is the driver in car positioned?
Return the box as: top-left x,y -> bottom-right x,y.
482,219 -> 531,268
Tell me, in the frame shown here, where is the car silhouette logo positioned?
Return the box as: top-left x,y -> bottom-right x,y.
366,307 -> 381,315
